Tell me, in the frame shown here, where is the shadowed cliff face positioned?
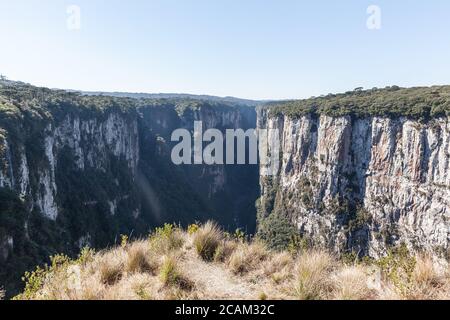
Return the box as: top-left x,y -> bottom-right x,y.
0,96 -> 259,295
0,103 -> 259,229
257,110 -> 450,259
136,104 -> 259,232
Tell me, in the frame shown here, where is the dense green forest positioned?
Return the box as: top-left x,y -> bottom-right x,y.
268,85 -> 450,119
0,80 -> 248,124
3,81 -> 449,124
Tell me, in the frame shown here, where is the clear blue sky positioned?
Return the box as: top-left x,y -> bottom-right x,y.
1,0 -> 450,100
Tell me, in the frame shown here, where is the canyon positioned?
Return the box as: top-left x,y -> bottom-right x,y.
0,81 -> 449,295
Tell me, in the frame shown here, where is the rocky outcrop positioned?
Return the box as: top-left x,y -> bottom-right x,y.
258,110 -> 450,259
0,113 -> 140,221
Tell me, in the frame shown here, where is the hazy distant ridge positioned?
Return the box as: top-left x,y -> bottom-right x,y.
81,91 -> 264,106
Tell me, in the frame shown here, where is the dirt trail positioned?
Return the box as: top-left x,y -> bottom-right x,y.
181,250 -> 257,300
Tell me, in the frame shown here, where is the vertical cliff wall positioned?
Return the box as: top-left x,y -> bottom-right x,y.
136,103 -> 259,231
0,103 -> 258,238
257,109 -> 450,259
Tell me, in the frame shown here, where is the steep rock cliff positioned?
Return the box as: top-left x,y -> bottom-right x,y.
258,109 -> 450,259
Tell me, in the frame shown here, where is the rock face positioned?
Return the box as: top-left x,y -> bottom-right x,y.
0,102 -> 258,233
258,110 -> 450,259
1,113 -> 140,221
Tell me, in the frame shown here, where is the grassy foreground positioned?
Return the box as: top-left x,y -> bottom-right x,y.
6,222 -> 450,300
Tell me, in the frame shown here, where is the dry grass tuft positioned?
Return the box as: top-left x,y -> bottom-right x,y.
228,241 -> 269,275
293,250 -> 335,300
332,265 -> 372,300
228,246 -> 247,274
125,241 -> 157,274
98,249 -> 126,286
261,252 -> 294,288
160,255 -> 179,286
160,255 -> 193,291
412,255 -> 441,287
193,221 -> 223,261
213,240 -> 237,262
405,255 -> 446,300
79,280 -> 105,300
264,252 -> 293,276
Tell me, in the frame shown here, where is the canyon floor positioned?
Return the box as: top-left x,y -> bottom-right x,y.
9,222 -> 450,301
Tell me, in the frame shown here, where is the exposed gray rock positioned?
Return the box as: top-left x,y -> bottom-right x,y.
258,113 -> 450,259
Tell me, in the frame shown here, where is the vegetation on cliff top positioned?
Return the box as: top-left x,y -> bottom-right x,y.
268,85 -> 450,119
0,80 -> 250,123
9,222 -> 450,301
3,81 -> 450,122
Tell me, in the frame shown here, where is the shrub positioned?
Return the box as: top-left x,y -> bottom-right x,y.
135,285 -> 152,300
257,213 -> 298,251
193,221 -> 223,261
288,234 -> 310,254
233,229 -> 246,242
187,223 -> 200,235
348,207 -> 373,232
120,235 -> 129,248
16,254 -> 71,300
50,254 -> 71,270
149,223 -> 184,254
377,244 -> 416,294
76,247 -> 95,266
